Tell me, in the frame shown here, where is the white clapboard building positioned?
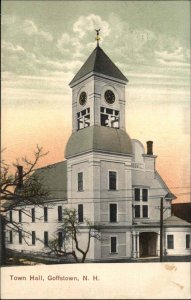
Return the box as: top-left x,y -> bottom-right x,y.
5,40 -> 191,261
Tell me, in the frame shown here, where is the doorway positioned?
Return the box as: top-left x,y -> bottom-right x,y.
139,232 -> 157,257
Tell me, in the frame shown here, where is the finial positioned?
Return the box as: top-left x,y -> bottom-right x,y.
95,29 -> 101,46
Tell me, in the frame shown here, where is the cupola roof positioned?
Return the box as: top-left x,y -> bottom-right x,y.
69,46 -> 128,86
65,125 -> 132,158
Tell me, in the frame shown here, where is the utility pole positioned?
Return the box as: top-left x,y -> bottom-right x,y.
160,197 -> 163,262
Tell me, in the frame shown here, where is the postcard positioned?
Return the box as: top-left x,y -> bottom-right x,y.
1,0 -> 190,299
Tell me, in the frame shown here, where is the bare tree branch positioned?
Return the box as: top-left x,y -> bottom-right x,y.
48,208 -> 101,263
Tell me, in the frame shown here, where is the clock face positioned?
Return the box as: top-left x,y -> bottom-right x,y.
79,91 -> 87,106
104,90 -> 115,104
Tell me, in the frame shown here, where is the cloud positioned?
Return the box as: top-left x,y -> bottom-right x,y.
102,13 -> 190,71
73,14 -> 110,39
155,47 -> 190,68
2,12 -> 190,85
2,41 -> 25,53
37,56 -> 83,73
23,19 -> 53,41
56,14 -> 110,60
1,14 -> 17,25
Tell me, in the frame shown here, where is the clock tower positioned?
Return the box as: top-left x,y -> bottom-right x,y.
68,40 -> 128,133
65,32 -> 133,260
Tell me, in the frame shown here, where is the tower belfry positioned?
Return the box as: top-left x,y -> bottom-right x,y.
68,32 -> 128,135
65,33 -> 132,158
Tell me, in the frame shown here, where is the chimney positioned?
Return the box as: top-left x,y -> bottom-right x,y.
17,165 -> 23,188
146,141 -> 153,155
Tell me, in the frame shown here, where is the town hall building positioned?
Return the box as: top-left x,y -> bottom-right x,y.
5,34 -> 191,261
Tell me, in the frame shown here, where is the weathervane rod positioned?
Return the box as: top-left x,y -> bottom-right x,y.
95,29 -> 101,46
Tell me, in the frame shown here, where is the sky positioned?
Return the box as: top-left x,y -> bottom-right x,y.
1,0 -> 190,203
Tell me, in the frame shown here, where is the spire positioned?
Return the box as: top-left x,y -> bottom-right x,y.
69,42 -> 128,86
95,29 -> 101,46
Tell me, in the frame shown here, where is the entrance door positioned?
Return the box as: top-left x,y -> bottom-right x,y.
139,232 -> 157,257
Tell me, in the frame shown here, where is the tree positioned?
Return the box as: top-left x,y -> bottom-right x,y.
0,145 -> 49,243
47,208 -> 101,263
1,148 -> 101,264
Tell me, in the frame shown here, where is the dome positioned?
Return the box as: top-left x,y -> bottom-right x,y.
65,126 -> 132,158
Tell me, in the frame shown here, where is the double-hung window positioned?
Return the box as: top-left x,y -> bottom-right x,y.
78,172 -> 83,191
110,237 -> 117,253
31,208 -> 35,222
44,231 -> 48,247
142,205 -> 148,218
58,232 -> 63,248
18,210 -> 22,222
58,206 -> 62,222
32,231 -> 36,245
186,234 -> 190,249
135,188 -> 140,201
135,205 -> 140,218
9,231 -> 13,244
142,189 -> 148,201
109,171 -> 117,190
44,207 -> 48,222
78,204 -> 84,223
167,235 -> 174,249
9,211 -> 12,222
109,203 -> 117,222
18,230 -> 22,244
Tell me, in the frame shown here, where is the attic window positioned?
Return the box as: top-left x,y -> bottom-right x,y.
100,107 -> 119,128
77,108 -> 90,130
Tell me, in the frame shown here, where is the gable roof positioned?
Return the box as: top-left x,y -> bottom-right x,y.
69,46 -> 128,86
2,161 -> 68,209
36,160 -> 67,201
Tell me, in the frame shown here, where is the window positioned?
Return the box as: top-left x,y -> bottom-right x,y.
44,207 -> 48,222
78,204 -> 84,223
18,231 -> 22,244
135,188 -> 140,201
77,108 -> 90,130
32,231 -> 35,245
58,232 -> 63,248
58,206 -> 62,222
31,208 -> 35,222
44,231 -> 48,246
142,189 -> 148,201
134,188 -> 149,218
100,107 -> 119,128
186,234 -> 190,249
9,231 -> 13,244
18,210 -> 22,222
110,237 -> 117,253
109,171 -> 117,190
135,205 -> 140,218
109,204 -> 117,222
78,172 -> 83,191
142,205 -> 148,218
9,211 -> 12,222
167,235 -> 174,249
